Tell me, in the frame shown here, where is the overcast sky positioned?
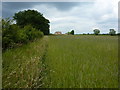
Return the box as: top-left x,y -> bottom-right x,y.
2,0 -> 119,34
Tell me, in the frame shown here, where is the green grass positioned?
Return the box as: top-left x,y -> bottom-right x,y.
2,36 -> 48,88
2,35 -> 118,88
42,35 -> 118,88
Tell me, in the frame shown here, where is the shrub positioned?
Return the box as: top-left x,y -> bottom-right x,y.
2,36 -> 14,50
2,18 -> 16,50
2,19 -> 44,51
17,29 -> 29,44
23,25 -> 44,41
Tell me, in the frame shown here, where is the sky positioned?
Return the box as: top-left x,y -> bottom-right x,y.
1,0 -> 119,34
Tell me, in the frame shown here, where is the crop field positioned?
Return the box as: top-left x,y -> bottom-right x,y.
2,35 -> 118,88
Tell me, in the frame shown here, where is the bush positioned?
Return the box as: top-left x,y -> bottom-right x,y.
17,29 -> 29,44
2,18 -> 44,51
2,19 -> 16,50
23,25 -> 44,41
2,36 -> 14,50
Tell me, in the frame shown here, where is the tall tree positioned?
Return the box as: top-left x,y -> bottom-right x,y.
109,29 -> 116,36
13,9 -> 50,35
93,29 -> 100,35
70,30 -> 74,35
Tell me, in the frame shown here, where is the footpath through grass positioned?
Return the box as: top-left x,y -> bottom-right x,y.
42,35 -> 118,88
2,36 -> 48,88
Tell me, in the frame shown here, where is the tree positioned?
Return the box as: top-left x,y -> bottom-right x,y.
67,32 -> 70,35
117,33 -> 120,35
13,9 -> 50,35
109,29 -> 116,36
70,30 -> 74,35
93,29 -> 100,35
67,30 -> 74,35
2,18 -> 43,50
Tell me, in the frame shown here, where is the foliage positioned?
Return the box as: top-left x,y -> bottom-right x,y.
93,29 -> 100,35
83,33 -> 86,35
67,32 -> 71,35
13,9 -> 50,35
2,18 -> 44,50
117,33 -> 120,35
67,30 -> 74,35
19,25 -> 44,43
70,30 -> 74,35
2,18 -> 19,49
109,29 -> 116,36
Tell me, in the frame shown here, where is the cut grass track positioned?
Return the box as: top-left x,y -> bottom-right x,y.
42,35 -> 118,88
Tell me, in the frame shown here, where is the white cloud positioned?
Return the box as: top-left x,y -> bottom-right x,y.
29,0 -> 119,34
91,0 -> 119,33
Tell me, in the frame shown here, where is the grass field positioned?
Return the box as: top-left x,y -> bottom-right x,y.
42,35 -> 118,88
2,35 -> 118,88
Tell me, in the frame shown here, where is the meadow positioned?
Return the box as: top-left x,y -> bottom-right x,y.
42,35 -> 118,88
2,35 -> 118,88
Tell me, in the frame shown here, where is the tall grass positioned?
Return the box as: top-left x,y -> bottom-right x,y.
42,35 -> 118,88
2,36 -> 48,88
2,35 -> 118,88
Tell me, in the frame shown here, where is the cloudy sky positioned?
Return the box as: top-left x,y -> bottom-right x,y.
2,0 -> 119,34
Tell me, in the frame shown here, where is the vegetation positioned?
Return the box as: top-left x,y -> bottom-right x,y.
41,35 -> 118,88
2,18 -> 43,50
2,9 -> 118,88
109,29 -> 116,36
67,30 -> 74,35
2,35 -> 118,88
13,10 -> 50,35
2,9 -> 50,50
70,30 -> 74,35
2,36 -> 48,88
93,29 -> 100,35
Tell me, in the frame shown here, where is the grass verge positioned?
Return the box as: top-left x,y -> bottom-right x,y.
2,36 -> 48,88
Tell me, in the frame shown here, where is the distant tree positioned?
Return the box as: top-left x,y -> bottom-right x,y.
93,29 -> 100,35
13,9 -> 50,35
117,33 -> 120,35
70,30 -> 74,35
83,33 -> 86,35
109,29 -> 116,36
67,32 -> 71,35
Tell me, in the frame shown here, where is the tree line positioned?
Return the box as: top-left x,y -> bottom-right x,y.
67,29 -> 118,35
93,29 -> 117,36
2,9 -> 50,51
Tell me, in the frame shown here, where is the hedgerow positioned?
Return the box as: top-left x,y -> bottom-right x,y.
2,18 -> 44,51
